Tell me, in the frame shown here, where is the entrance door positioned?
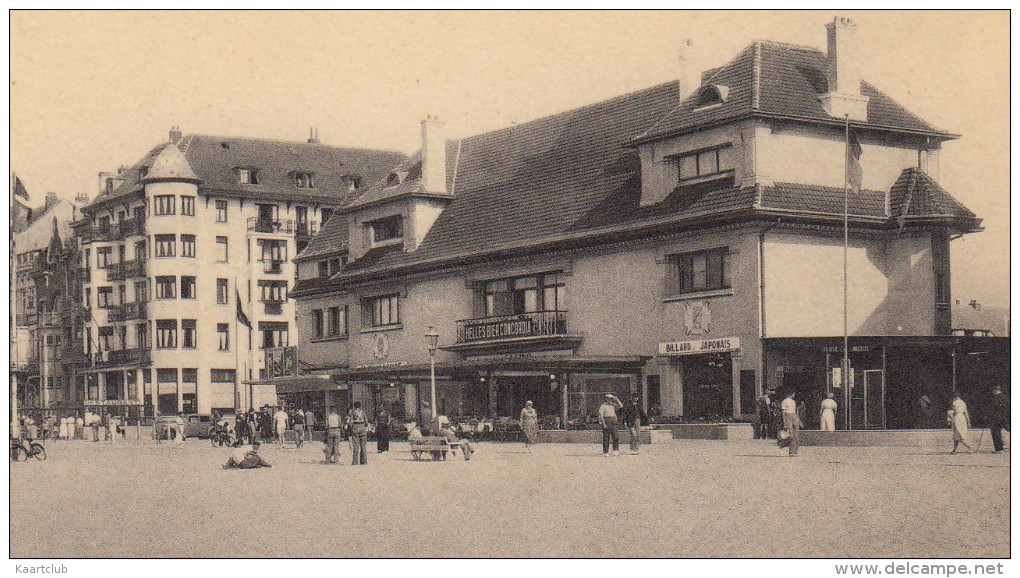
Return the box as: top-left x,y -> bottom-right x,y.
681,353 -> 733,421
850,369 -> 885,429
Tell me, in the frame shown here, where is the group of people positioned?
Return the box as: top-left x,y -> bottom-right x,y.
596,393 -> 648,456
17,411 -> 120,442
230,406 -> 316,447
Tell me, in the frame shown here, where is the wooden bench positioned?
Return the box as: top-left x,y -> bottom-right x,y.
409,436 -> 466,461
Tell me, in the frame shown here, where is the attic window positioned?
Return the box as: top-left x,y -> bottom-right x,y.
385,172 -> 402,187
368,215 -> 403,244
220,142 -> 230,149
239,168 -> 260,185
294,172 -> 316,188
138,166 -> 149,179
694,84 -> 729,109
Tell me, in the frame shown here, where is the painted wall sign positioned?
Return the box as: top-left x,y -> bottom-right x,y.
684,300 -> 712,335
659,337 -> 740,356
84,399 -> 143,406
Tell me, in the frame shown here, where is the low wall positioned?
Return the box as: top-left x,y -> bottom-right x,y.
799,428 -> 1006,447
536,429 -> 674,444
656,423 -> 757,441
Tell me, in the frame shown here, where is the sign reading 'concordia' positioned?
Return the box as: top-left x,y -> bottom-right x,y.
659,337 -> 740,356
462,317 -> 535,341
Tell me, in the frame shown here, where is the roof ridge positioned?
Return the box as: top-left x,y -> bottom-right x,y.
756,39 -> 824,54
185,133 -> 406,156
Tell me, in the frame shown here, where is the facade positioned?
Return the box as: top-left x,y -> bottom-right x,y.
283,19 -> 993,429
76,131 -> 405,417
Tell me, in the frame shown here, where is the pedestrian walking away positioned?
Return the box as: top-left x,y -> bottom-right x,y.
273,406 -> 289,445
520,401 -> 539,451
303,409 -> 315,443
781,390 -> 801,456
948,391 -> 974,454
819,392 -> 838,432
988,386 -> 1010,453
375,408 -> 391,453
292,408 -> 305,447
619,393 -> 648,454
324,409 -> 343,464
598,394 -> 623,455
348,401 -> 369,465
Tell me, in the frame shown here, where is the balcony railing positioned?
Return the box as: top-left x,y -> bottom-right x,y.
93,348 -> 151,368
38,312 -> 61,327
263,300 -> 284,315
79,218 -> 145,243
107,301 -> 147,322
455,310 -> 569,343
295,221 -> 319,237
247,218 -> 294,234
262,260 -> 284,274
107,259 -> 146,281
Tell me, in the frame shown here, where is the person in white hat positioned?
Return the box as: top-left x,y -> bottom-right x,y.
598,394 -> 623,456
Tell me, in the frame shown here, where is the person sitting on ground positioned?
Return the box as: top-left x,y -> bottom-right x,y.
223,441 -> 272,469
438,423 -> 473,460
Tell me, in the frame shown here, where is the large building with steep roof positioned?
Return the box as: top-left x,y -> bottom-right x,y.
278,19 -> 991,431
76,130 -> 405,417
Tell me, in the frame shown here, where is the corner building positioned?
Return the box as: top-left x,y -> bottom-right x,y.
77,132 -> 404,416
286,20 -> 986,428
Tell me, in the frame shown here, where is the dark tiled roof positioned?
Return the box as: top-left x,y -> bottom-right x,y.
89,135 -> 407,208
635,41 -> 950,144
889,168 -> 978,220
295,212 -> 348,261
761,182 -> 888,218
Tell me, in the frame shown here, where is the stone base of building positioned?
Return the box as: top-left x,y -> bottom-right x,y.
536,428 -> 674,444
798,428 -> 1006,448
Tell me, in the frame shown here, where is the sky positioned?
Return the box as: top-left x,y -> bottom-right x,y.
8,10 -> 1010,307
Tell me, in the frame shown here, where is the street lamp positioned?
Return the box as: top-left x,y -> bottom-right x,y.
425,326 -> 439,418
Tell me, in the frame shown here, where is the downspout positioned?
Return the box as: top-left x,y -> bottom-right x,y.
758,218 -> 781,396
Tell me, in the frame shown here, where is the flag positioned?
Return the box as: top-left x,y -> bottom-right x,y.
236,289 -> 251,328
846,126 -> 863,194
12,173 -> 29,200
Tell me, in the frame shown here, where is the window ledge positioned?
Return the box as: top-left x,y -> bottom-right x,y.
371,238 -> 403,249
360,324 -> 403,334
311,335 -> 349,343
663,288 -> 734,302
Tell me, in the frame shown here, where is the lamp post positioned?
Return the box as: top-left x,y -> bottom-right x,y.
425,326 -> 439,418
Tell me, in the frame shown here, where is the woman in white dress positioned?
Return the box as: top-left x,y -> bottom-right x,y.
819,392 -> 838,432
949,392 -> 973,454
58,416 -> 69,440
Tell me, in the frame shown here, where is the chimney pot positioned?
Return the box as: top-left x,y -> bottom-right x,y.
307,127 -> 321,144
169,126 -> 182,144
421,117 -> 447,195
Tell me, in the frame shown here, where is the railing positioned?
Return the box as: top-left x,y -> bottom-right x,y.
107,259 -> 146,281
12,357 -> 39,373
295,221 -> 319,237
262,260 -> 284,274
263,301 -> 284,315
107,301 -> 147,322
455,310 -> 569,343
78,218 -> 145,243
93,348 -> 151,368
38,312 -> 61,327
247,218 -> 294,234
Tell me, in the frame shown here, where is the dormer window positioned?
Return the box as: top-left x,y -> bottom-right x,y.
694,84 -> 729,109
294,172 -> 316,188
340,174 -> 361,193
674,144 -> 736,187
369,215 -> 403,244
138,166 -> 149,179
385,172 -> 401,187
239,168 -> 260,185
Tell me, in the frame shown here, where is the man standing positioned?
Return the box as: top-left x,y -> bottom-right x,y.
347,401 -> 369,465
989,387 -> 1010,454
324,408 -> 343,464
781,390 -> 801,457
598,394 -> 623,456
755,390 -> 773,439
292,408 -> 305,447
619,393 -> 648,455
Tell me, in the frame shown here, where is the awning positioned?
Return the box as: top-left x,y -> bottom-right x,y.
330,355 -> 651,381
246,373 -> 347,394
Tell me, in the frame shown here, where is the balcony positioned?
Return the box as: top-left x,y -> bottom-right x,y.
38,312 -> 61,327
295,221 -> 319,237
93,348 -> 151,368
79,219 -> 145,243
107,259 -> 146,281
247,218 -> 294,234
262,260 -> 285,274
107,301 -> 147,322
263,300 -> 284,315
447,311 -> 580,355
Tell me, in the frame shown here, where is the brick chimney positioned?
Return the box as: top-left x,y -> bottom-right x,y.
820,17 -> 869,122
74,193 -> 90,205
44,192 -> 59,211
169,126 -> 182,144
421,116 -> 446,194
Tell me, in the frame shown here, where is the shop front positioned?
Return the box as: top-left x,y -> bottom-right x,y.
658,337 -> 741,421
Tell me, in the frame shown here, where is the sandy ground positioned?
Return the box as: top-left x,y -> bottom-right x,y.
9,437 -> 1010,558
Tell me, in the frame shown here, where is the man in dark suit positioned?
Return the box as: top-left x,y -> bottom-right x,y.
989,387 -> 1010,453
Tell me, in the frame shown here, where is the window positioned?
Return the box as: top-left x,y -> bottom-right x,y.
364,294 -> 400,327
259,239 -> 287,264
259,321 -> 289,348
482,272 -> 565,317
216,278 -> 229,305
98,216 -> 111,232
181,234 -> 196,258
97,247 -> 112,268
84,288 -> 91,309
136,323 -> 148,350
675,144 -> 736,183
134,280 -> 148,303
217,323 -> 230,351
674,247 -> 731,294
369,215 -> 403,243
134,240 -> 146,262
936,272 -> 950,306
97,286 -> 114,309
98,326 -> 114,351
155,276 -> 177,299
211,369 -> 235,383
294,172 -> 315,188
215,200 -> 228,222
328,306 -> 346,336
118,326 -> 127,350
154,195 -> 176,216
239,168 -> 260,185
181,196 -> 195,216
182,319 -> 197,348
155,234 -> 176,257
181,276 -> 196,299
312,309 -> 324,338
316,257 -> 343,278
259,280 -> 287,305
118,284 -> 127,306
216,236 -> 229,262
156,319 -> 177,349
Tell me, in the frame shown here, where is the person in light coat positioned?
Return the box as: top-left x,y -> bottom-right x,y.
819,392 -> 838,432
948,392 -> 974,454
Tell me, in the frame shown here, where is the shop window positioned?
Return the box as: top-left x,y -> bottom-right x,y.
215,200 -> 228,223
363,294 -> 400,327
739,370 -> 756,416
671,247 -> 730,295
181,235 -> 196,258
566,375 -> 634,424
156,319 -> 177,349
155,234 -> 176,258
181,196 -> 195,216
154,195 -> 176,216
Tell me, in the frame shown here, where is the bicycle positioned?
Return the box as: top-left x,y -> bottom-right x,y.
210,427 -> 232,447
11,438 -> 46,462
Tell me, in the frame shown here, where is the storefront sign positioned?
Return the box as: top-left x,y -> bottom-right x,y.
467,350 -> 575,362
823,345 -> 872,353
659,337 -> 740,356
84,399 -> 143,406
354,362 -> 407,370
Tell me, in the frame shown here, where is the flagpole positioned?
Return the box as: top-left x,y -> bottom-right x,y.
843,115 -> 851,431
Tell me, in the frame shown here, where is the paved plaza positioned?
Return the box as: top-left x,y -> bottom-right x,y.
10,437 -> 1010,558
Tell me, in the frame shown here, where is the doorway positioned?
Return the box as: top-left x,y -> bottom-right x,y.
680,353 -> 733,421
849,369 -> 885,429
496,375 -> 557,419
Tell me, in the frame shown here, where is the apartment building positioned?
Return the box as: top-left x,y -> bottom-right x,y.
282,19 -> 989,429
77,131 -> 405,416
